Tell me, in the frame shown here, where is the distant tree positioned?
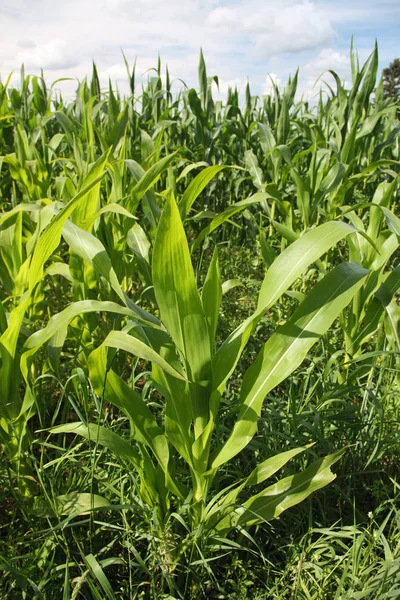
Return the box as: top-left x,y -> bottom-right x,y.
382,58 -> 400,100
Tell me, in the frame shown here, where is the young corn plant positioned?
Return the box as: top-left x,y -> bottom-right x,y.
341,179 -> 400,365
24,192 -> 371,577
0,150 -> 110,498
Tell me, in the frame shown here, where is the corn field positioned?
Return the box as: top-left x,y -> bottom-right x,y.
0,44 -> 399,599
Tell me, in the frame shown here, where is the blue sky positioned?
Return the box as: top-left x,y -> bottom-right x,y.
0,0 -> 399,100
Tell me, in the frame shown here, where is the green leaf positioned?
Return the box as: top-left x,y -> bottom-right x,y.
245,150 -> 264,188
33,492 -> 112,518
205,444 -> 311,530
87,345 -> 184,499
126,152 -> 176,210
85,554 -> 117,600
44,262 -> 73,282
153,194 -> 211,436
257,221 -> 356,312
245,444 -> 314,487
258,122 -> 276,154
102,331 -> 186,381
221,279 -> 244,294
212,262 -> 368,469
22,300 -> 145,353
199,48 -> 208,110
320,162 -> 346,194
211,221 -> 358,405
290,169 -> 310,227
49,422 -> 141,465
380,206 -> 400,238
349,267 -> 400,354
202,247 -> 222,350
127,223 -> 151,263
62,220 -> 125,303
192,192 -> 268,251
237,449 -> 345,528
179,165 -> 226,220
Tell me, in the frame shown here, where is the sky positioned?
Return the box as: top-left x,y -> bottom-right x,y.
0,0 -> 399,102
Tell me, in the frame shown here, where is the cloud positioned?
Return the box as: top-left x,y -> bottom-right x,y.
297,48 -> 351,100
0,0 -> 394,101
207,1 -> 334,55
305,48 -> 351,87
15,40 -> 80,70
207,7 -> 238,29
17,39 -> 36,49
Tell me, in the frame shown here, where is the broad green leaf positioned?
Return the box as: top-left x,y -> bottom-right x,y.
179,165 -> 226,220
22,300 -> 145,353
257,221 -> 357,311
87,345 -> 184,498
366,180 -> 397,247
126,152 -> 176,206
127,223 -> 151,263
237,449 -> 345,528
380,206 -> 400,238
211,221 -> 358,403
102,331 -> 186,381
277,145 -> 292,166
212,262 -> 368,469
349,267 -> 400,354
222,279 -> 244,294
44,262 -> 73,282
0,202 -> 41,226
48,422 -> 141,465
153,194 -> 211,435
94,202 -> 138,222
290,168 -> 310,227
199,48 -> 208,110
177,161 -> 209,181
205,444 -> 311,530
258,122 -> 276,154
201,247 -> 222,350
33,492 -> 112,518
192,192 -> 268,251
245,150 -> 264,188
62,220 -> 125,303
320,162 -> 346,194
245,444 -> 314,487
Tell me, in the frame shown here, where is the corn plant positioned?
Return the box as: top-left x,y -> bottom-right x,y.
20,188 -> 373,579
338,179 -> 400,386
0,151 -> 110,496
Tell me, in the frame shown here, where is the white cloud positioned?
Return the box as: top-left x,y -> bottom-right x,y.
207,7 -> 237,29
105,0 -> 132,9
298,48 -> 351,100
100,63 -> 129,82
305,48 -> 351,78
207,1 -> 334,55
17,39 -> 36,49
0,0 -> 393,101
15,40 -> 79,70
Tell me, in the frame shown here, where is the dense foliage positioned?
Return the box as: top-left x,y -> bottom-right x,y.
0,44 -> 399,599
383,58 -> 400,100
